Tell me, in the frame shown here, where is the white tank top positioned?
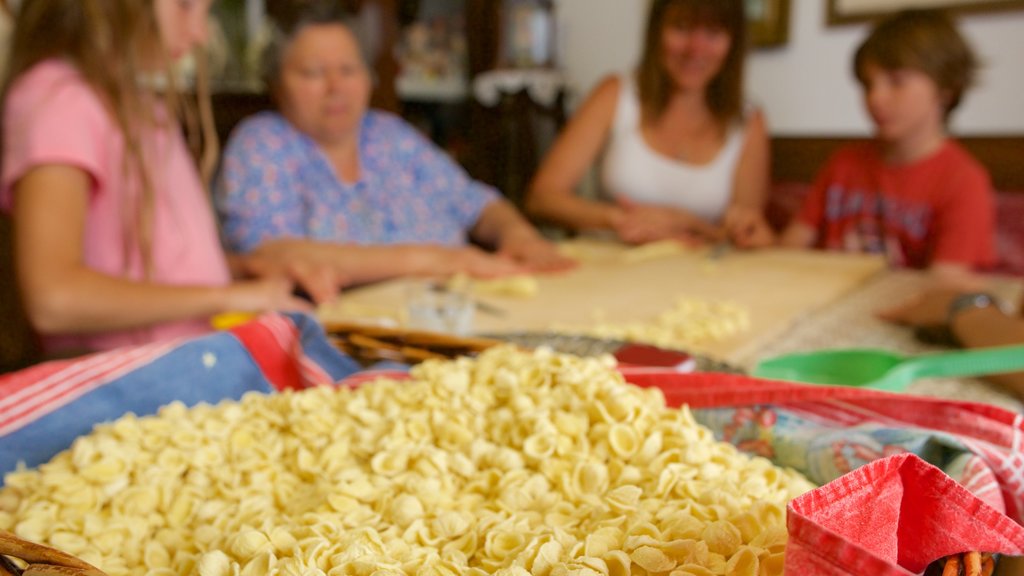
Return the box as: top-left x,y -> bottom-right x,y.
600,75 -> 747,222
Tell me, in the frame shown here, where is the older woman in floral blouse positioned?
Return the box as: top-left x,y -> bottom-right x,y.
215,1 -> 573,283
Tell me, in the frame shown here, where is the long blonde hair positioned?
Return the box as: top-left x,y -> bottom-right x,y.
1,0 -> 218,277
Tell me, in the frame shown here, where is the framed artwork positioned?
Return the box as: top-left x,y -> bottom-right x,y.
827,0 -> 1024,25
500,0 -> 557,68
746,0 -> 791,48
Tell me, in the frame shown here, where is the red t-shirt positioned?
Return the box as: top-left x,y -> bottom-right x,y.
797,140 -> 996,269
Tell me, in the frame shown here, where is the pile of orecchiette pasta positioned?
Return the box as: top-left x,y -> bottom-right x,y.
555,297 -> 751,352
0,347 -> 812,576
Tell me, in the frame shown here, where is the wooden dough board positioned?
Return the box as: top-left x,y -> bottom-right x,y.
317,241 -> 887,364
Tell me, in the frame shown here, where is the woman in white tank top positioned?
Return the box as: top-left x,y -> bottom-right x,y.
526,0 -> 773,248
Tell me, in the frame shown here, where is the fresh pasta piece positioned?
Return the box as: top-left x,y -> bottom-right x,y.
702,521 -> 743,557
620,239 -> 690,263
196,551 -> 231,576
446,273 -> 539,299
631,545 -> 677,572
0,347 -> 813,576
474,276 -> 539,299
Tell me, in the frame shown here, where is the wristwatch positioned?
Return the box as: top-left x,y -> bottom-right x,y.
946,292 -> 1004,325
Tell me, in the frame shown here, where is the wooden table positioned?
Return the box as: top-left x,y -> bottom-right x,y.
319,240 -> 887,363
319,239 -> 1024,409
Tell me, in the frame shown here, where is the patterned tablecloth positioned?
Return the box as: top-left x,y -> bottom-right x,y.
736,270 -> 1024,412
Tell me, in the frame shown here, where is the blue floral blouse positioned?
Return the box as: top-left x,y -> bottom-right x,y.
215,110 -> 499,252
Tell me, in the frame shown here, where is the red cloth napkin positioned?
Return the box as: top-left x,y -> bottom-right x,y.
785,453 -> 1024,575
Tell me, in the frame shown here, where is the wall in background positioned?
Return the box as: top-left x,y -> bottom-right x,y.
556,0 -> 646,111
556,0 -> 1024,135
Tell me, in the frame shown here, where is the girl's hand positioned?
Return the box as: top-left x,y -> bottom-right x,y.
224,277 -> 314,314
723,205 -> 775,249
236,242 -> 346,305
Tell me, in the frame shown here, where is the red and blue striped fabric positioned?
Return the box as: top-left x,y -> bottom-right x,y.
0,313 -> 363,480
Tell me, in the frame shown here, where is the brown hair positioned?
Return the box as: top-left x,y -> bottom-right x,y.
854,9 -> 978,120
635,0 -> 747,129
1,0 -> 217,277
262,0 -> 358,99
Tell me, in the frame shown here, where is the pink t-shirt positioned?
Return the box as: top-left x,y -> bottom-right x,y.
1,60 -> 231,353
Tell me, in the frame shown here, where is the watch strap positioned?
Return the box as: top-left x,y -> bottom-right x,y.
946,292 -> 1001,326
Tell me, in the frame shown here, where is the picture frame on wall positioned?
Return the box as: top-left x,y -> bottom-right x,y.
500,0 -> 557,68
827,0 -> 1024,25
746,0 -> 791,48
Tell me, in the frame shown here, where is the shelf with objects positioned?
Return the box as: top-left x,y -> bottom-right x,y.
393,0 -> 473,163
392,0 -> 568,207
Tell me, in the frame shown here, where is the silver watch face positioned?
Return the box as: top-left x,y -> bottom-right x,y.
948,292 -> 999,324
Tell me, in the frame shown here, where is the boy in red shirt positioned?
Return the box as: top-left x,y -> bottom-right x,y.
782,9 -> 995,277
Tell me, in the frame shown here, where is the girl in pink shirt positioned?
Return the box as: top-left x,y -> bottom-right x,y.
0,0 -> 316,354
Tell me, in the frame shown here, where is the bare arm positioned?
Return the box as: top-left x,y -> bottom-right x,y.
463,199 -> 576,272
469,199 -> 543,250
723,109 -> 774,248
728,109 -> 769,211
953,305 -> 1024,398
13,166 -> 307,335
249,238 -> 530,285
239,209 -> 575,299
524,76 -> 622,232
880,287 -> 1024,399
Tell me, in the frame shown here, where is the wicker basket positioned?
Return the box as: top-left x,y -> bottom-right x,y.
0,530 -> 106,576
323,321 -> 502,366
323,321 -> 746,374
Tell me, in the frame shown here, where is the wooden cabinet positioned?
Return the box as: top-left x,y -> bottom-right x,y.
467,71 -> 567,207
389,0 -> 565,205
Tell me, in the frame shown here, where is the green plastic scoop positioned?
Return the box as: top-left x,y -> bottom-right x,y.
752,344 -> 1024,392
